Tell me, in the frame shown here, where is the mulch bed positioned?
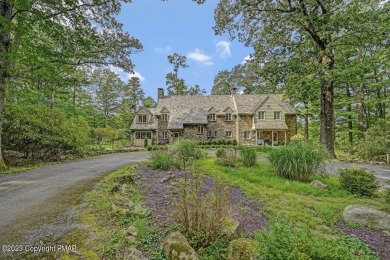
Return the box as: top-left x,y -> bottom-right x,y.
137,166 -> 267,237
136,166 -> 390,259
339,222 -> 390,260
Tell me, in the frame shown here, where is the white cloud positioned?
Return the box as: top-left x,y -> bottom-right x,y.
128,71 -> 145,82
154,46 -> 172,54
241,54 -> 253,65
187,49 -> 214,66
216,41 -> 231,59
109,65 -> 145,82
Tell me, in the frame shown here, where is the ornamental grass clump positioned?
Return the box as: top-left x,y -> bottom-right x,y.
150,150 -> 176,170
239,146 -> 257,167
268,141 -> 326,182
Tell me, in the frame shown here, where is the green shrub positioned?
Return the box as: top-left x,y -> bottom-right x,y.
3,104 -> 90,163
385,188 -> 390,203
169,138 -> 204,170
144,136 -> 148,148
217,148 -> 237,167
150,151 -> 175,170
216,148 -> 226,158
357,119 -> 390,162
268,141 -> 326,181
339,168 -> 378,197
240,146 -> 256,167
254,222 -> 377,259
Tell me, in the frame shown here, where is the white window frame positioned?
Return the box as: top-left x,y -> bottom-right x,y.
135,131 -> 152,139
138,115 -> 147,123
207,131 -> 217,138
244,131 -> 251,139
225,113 -> 232,121
161,114 -> 169,122
161,131 -> 169,139
226,131 -> 232,137
274,111 -> 281,120
198,125 -> 204,134
207,113 -> 216,121
258,111 -> 265,120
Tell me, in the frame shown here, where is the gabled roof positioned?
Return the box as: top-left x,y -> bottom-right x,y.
234,94 -> 296,115
130,108 -> 157,130
156,95 -> 235,129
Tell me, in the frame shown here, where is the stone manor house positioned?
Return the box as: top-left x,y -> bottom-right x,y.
130,88 -> 297,146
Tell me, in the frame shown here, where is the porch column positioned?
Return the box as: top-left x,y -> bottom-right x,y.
271,130 -> 274,147
285,130 -> 287,146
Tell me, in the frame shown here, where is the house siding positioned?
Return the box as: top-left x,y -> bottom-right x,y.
130,93 -> 297,146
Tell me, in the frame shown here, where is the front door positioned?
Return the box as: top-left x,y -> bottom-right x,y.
273,132 -> 278,145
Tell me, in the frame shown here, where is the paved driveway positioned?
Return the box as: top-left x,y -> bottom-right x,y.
0,152 -> 150,247
325,162 -> 390,188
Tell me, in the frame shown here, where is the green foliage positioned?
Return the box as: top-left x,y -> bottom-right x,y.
239,146 -> 257,167
174,173 -> 232,251
216,148 -> 237,167
268,141 -> 326,181
144,136 -> 148,148
339,168 -> 379,197
169,138 -> 203,170
3,104 -> 90,163
215,148 -> 226,158
150,151 -> 176,170
357,119 -> 390,162
254,222 -> 378,259
385,188 -> 390,204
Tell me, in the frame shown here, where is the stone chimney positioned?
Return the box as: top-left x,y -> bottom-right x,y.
230,87 -> 237,95
158,88 -> 164,101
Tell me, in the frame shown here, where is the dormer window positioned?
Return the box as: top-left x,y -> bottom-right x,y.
161,114 -> 169,122
138,115 -> 147,123
258,111 -> 265,120
207,113 -> 216,121
274,111 -> 281,120
225,113 -> 232,121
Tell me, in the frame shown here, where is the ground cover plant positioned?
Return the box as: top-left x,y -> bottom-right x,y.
194,157 -> 388,259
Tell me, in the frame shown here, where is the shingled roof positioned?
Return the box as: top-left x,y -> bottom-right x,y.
130,108 -> 157,130
131,93 -> 296,130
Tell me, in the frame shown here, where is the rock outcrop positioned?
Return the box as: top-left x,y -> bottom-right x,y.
163,232 -> 199,260
343,205 -> 390,230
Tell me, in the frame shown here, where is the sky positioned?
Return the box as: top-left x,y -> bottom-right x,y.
114,0 -> 253,100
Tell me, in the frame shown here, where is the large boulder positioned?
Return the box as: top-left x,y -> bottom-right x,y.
343,204 -> 390,230
163,232 -> 199,260
227,238 -> 260,260
124,247 -> 147,260
222,219 -> 242,239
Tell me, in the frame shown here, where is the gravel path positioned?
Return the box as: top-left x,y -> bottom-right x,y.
0,152 -> 150,250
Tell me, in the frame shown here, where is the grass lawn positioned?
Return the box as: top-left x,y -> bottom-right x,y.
195,157 -> 387,232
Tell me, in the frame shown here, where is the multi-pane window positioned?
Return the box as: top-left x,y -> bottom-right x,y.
225,113 -> 232,121
138,115 -> 147,123
226,131 -> 233,137
207,131 -> 217,138
161,114 -> 169,122
198,125 -> 204,134
161,131 -> 168,139
258,111 -> 265,120
244,131 -> 251,139
274,111 -> 281,120
135,131 -> 152,139
207,113 -> 216,121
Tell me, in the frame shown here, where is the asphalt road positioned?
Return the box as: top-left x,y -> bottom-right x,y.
326,162 -> 390,188
0,152 -> 150,247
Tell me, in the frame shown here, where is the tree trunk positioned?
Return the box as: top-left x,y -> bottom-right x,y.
346,87 -> 353,146
303,102 -> 309,140
356,83 -> 364,140
0,0 -> 13,170
319,55 -> 336,158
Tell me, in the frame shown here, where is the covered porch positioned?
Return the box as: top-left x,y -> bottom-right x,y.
255,130 -> 288,146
